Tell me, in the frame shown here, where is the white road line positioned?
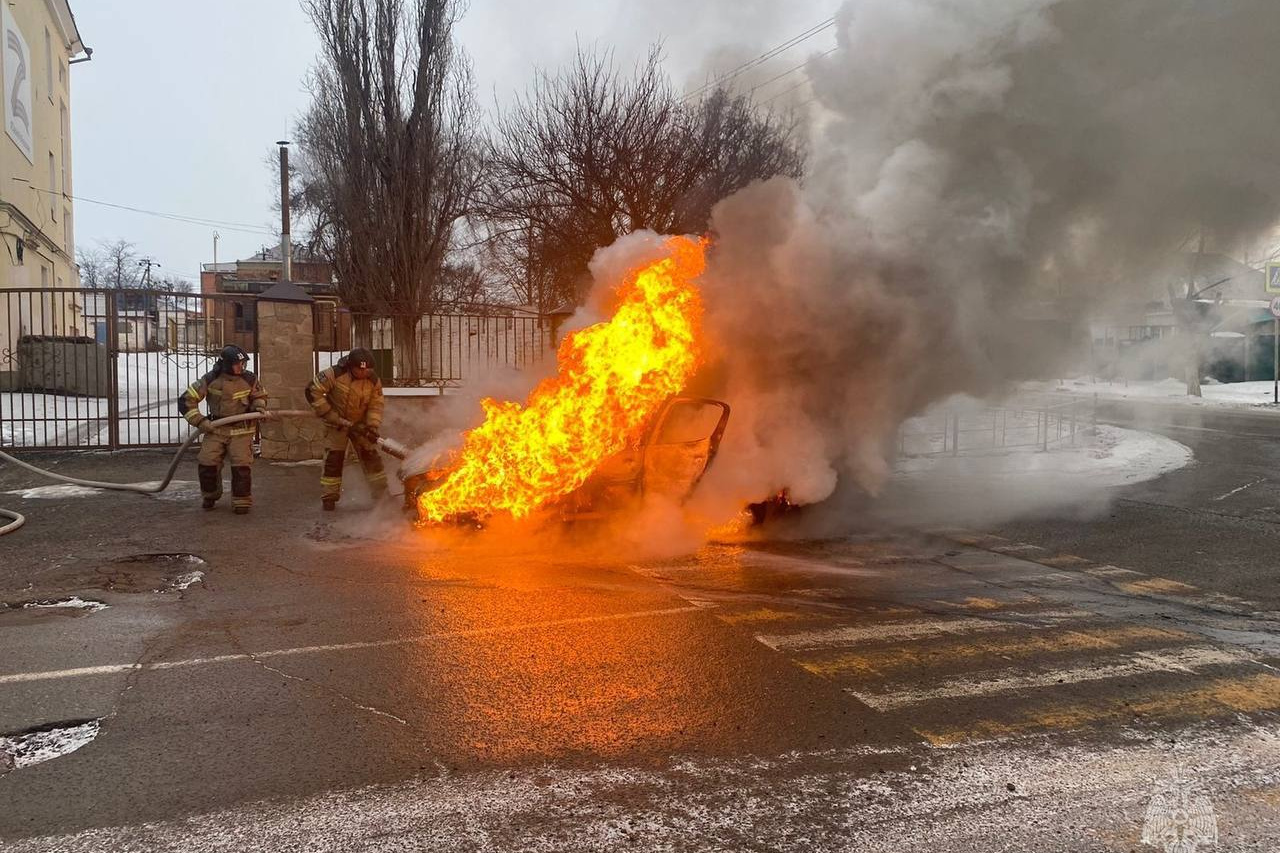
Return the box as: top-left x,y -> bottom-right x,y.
1018,573 -> 1087,584
1213,477 -> 1266,502
756,610 -> 1093,651
1084,566 -> 1144,578
0,605 -> 704,686
847,646 -> 1254,711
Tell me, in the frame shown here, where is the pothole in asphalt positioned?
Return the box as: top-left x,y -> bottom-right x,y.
0,596 -> 109,626
93,553 -> 207,593
0,718 -> 102,775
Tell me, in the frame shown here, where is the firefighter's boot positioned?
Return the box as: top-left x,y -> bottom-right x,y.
198,464 -> 221,509
321,449 -> 344,511
231,466 -> 252,515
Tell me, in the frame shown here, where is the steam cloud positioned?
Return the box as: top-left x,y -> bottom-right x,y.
688,0 -> 1280,517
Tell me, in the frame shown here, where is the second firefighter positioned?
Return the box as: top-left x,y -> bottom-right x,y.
177,345 -> 271,514
306,347 -> 387,511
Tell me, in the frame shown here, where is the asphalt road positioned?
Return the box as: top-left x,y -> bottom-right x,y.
1,435 -> 1279,852
992,397 -> 1280,611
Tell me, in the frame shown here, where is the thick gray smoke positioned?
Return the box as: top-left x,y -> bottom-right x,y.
690,0 -> 1280,518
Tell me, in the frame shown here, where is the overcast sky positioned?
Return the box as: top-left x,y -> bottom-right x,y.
69,0 -> 833,286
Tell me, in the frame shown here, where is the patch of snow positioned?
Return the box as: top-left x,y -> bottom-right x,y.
170,570 -> 205,591
7,720 -> 1275,852
1027,377 -> 1280,410
269,459 -> 323,467
21,597 -> 108,613
144,481 -> 201,502
895,425 -> 1192,489
0,719 -> 100,771
4,484 -> 103,499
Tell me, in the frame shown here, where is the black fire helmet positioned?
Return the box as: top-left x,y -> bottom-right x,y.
219,344 -> 250,369
347,347 -> 375,371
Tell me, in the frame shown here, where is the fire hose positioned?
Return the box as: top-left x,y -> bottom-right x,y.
0,411 -> 409,537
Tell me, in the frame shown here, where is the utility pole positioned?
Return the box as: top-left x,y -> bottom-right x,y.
277,140 -> 291,283
138,258 -> 159,289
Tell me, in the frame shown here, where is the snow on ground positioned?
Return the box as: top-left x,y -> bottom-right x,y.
0,719 -> 101,772
896,425 -> 1192,489
2,484 -> 103,499
144,480 -> 201,502
9,720 -> 1277,853
1,352 -> 218,447
1025,377 -> 1280,410
20,597 -> 108,613
878,425 -> 1193,526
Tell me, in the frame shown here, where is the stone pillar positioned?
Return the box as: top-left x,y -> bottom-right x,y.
255,285 -> 328,460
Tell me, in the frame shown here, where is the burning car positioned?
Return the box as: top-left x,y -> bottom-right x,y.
400,396 -> 729,525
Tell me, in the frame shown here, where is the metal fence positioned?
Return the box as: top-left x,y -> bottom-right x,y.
898,398 -> 1095,457
314,309 -> 556,388
0,287 -> 259,449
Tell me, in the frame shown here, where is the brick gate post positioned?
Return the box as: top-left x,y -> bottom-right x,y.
255,283 -> 327,460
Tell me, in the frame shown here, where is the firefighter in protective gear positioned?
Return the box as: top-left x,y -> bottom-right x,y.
177,345 -> 271,514
306,347 -> 387,511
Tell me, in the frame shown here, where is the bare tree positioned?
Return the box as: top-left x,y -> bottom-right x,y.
297,0 -> 480,379
96,239 -> 140,290
155,274 -> 194,294
76,245 -> 105,288
478,48 -> 805,310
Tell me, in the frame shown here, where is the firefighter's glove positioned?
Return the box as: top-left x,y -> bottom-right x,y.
198,420 -> 217,435
336,417 -> 354,431
259,410 -> 279,422
357,424 -> 380,444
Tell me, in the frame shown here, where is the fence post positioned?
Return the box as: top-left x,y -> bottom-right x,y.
1041,409 -> 1049,452
951,411 -> 960,456
105,290 -> 120,450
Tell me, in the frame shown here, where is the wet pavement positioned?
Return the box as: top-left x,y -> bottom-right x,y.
2,448 -> 1280,850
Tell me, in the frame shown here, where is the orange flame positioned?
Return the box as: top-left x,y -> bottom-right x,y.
418,236 -> 707,524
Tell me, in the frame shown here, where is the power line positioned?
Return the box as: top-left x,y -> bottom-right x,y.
682,16 -> 837,103
18,184 -> 277,236
749,47 -> 838,98
761,79 -> 811,105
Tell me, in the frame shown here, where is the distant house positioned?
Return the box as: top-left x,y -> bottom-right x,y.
199,246 -> 347,352
76,290 -> 207,353
1086,252 -> 1280,382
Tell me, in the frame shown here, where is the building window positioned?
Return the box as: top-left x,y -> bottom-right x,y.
44,29 -> 52,99
64,209 -> 70,252
48,153 -> 56,219
60,103 -> 68,194
233,301 -> 256,333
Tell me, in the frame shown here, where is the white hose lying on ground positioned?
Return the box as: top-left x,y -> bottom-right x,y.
0,409 -> 392,537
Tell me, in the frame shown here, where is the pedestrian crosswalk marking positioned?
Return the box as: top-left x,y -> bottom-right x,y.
1038,554 -> 1093,567
917,671 -> 1280,746
756,610 -> 1093,651
847,646 -> 1255,711
718,607 -> 811,625
1084,565 -> 1145,578
1118,577 -> 1202,596
796,624 -> 1195,679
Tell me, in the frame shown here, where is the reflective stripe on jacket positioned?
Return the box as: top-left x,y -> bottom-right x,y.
305,360 -> 384,429
178,369 -> 268,435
